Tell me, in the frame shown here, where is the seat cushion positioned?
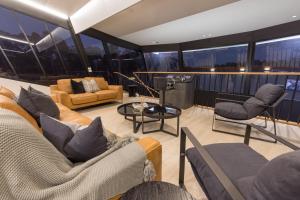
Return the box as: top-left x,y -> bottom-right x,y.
186,143 -> 268,200
255,84 -> 284,105
69,93 -> 98,105
215,102 -> 248,120
243,97 -> 266,119
56,103 -> 91,125
246,150 -> 300,200
95,90 -> 117,100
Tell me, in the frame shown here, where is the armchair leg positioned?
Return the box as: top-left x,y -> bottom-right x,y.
179,129 -> 186,188
212,114 -> 276,143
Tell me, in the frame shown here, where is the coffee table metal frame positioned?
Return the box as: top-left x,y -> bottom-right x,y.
117,102 -> 160,133
142,105 -> 181,137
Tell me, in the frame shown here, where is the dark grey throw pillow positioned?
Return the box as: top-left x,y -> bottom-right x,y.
249,150 -> 300,200
17,87 -> 60,124
40,114 -> 107,163
71,80 -> 85,94
40,113 -> 73,154
64,117 -> 108,162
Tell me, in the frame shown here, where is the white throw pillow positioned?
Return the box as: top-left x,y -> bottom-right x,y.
82,79 -> 100,93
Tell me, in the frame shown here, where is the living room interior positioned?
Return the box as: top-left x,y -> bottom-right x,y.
0,0 -> 300,200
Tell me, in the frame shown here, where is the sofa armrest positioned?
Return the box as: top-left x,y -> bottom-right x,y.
137,137 -> 162,181
51,90 -> 73,108
108,85 -> 123,101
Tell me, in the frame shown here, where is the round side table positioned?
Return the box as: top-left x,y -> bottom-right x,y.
121,181 -> 196,200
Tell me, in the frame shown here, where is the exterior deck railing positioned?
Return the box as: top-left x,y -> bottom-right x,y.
126,71 -> 300,126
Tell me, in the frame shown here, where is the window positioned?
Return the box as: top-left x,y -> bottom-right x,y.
80,34 -> 107,76
144,51 -> 178,71
254,35 -> 300,72
15,12 -> 66,76
0,7 -> 43,78
47,24 -> 85,75
183,44 -> 248,71
107,43 -> 145,75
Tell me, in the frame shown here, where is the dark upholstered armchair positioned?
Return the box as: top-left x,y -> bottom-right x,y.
179,126 -> 300,200
213,84 -> 287,142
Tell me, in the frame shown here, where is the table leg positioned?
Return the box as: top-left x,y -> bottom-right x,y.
133,116 -> 138,133
176,116 -> 180,137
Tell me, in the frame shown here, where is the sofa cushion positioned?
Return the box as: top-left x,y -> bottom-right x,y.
0,95 -> 40,131
243,97 -> 266,119
255,84 -> 284,105
95,90 -> 118,100
0,86 -> 16,100
64,117 -> 108,162
82,79 -> 100,93
186,143 -> 268,200
69,93 -> 98,105
40,113 -> 74,155
215,102 -> 248,120
85,77 -> 109,90
17,87 -> 60,124
71,79 -> 85,94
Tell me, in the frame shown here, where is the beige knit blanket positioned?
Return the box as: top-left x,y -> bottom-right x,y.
0,109 -> 148,200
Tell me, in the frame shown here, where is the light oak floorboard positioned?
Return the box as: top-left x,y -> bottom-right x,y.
79,94 -> 299,199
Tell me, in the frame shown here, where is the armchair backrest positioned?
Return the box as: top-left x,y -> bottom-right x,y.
242,84 -> 285,118
254,84 -> 285,105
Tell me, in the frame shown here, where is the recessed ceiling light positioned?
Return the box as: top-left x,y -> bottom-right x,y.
14,0 -> 68,20
0,34 -> 34,45
292,15 -> 297,18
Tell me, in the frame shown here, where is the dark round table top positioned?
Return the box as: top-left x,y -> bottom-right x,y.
121,181 -> 196,200
143,104 -> 181,119
117,102 -> 159,117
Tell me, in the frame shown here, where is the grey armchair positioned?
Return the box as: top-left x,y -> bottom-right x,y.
179,126 -> 300,200
213,84 -> 287,142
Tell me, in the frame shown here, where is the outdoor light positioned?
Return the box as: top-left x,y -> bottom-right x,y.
210,68 -> 215,72
14,0 -> 68,20
153,52 -> 160,55
264,66 -> 271,71
240,67 -> 246,72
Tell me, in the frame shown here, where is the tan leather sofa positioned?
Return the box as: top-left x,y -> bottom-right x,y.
0,87 -> 162,200
50,77 -> 123,109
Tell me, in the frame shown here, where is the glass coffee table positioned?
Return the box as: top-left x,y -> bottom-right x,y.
117,102 -> 160,133
142,104 -> 181,137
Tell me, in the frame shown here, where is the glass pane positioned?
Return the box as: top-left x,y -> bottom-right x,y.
144,51 -> 178,71
183,44 -> 248,71
16,12 -> 66,75
48,23 -> 85,75
108,43 -> 145,75
254,35 -> 300,72
0,49 -> 14,77
80,34 -> 108,76
0,6 -> 42,78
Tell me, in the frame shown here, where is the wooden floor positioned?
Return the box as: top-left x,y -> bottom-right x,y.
79,94 -> 300,199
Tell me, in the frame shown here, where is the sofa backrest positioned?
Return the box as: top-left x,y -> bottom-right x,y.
84,77 -> 109,90
0,86 -> 16,100
57,77 -> 109,93
0,94 -> 40,131
57,78 -> 81,94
